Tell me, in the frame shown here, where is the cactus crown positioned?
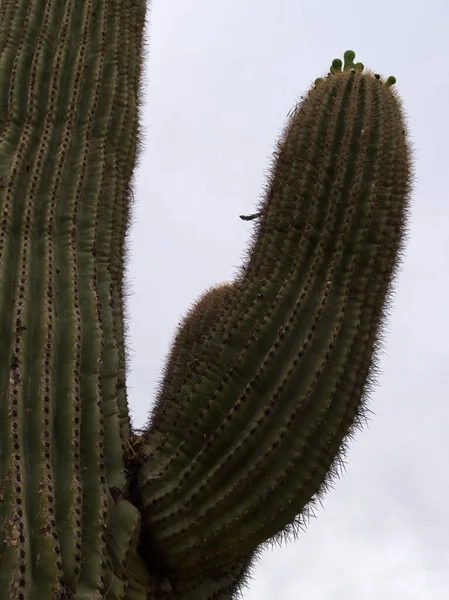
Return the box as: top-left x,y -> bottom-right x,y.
315,49 -> 397,88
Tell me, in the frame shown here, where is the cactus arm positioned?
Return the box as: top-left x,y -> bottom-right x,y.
0,0 -> 148,597
136,54 -> 412,576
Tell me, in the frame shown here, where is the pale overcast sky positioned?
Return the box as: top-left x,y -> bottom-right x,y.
126,1 -> 449,598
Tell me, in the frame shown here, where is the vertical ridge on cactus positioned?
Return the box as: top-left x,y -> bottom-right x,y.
0,0 -> 412,595
0,0 -> 148,597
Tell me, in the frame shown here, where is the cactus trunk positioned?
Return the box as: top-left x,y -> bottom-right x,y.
0,0 -> 148,597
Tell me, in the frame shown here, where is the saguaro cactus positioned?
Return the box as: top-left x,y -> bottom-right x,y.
0,1 -> 412,598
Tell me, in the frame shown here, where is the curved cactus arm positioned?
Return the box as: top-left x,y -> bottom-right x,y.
136,52 -> 412,576
0,0 -> 148,597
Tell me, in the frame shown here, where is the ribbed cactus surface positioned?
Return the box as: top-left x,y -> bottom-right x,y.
135,52 -> 411,586
0,0 -> 148,597
0,0 -> 412,595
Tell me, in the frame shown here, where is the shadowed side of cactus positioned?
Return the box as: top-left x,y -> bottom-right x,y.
0,0 -> 149,598
136,51 -> 412,584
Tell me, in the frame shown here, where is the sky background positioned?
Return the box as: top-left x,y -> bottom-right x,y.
125,1 -> 449,598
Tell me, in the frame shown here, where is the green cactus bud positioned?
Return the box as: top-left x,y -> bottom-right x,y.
330,58 -> 343,74
343,49 -> 356,69
386,75 -> 397,86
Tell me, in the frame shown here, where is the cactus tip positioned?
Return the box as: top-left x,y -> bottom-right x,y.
314,77 -> 324,87
354,62 -> 364,73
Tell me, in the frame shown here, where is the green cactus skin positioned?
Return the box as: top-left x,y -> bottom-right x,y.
136,51 -> 412,581
0,2 -> 412,593
0,0 -> 148,597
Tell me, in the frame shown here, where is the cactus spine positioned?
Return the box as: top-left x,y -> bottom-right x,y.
0,0 -> 412,597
